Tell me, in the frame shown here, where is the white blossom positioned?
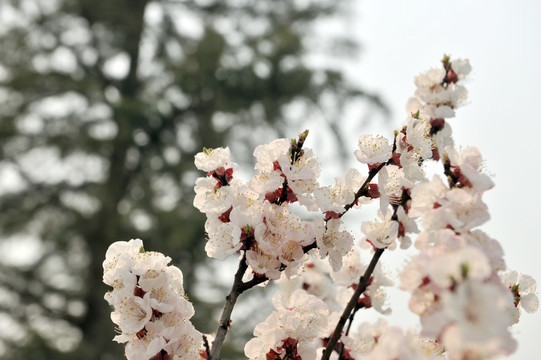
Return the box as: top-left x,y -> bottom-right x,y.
361,212 -> 399,249
194,146 -> 233,172
253,138 -> 290,172
501,270 -> 539,320
355,134 -> 392,165
316,218 -> 354,271
103,240 -> 202,360
245,289 -> 329,360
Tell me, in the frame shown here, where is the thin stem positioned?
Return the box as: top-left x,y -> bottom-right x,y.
321,248 -> 385,360
209,254 -> 249,360
338,303 -> 364,359
339,132 -> 398,219
202,334 -> 211,359
209,244 -> 318,359
340,164 -> 384,217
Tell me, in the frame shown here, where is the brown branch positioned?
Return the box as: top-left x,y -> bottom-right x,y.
202,334 -> 211,359
321,248 -> 385,360
338,303 -> 364,359
209,253 -> 249,359
209,243 -> 318,359
340,163 -> 384,217
339,131 -> 398,218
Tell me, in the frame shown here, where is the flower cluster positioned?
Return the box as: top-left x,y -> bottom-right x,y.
276,248 -> 394,316
244,289 -> 330,360
103,239 -> 203,360
342,319 -> 445,360
105,57 -> 538,360
396,57 -> 538,359
193,131 -> 363,280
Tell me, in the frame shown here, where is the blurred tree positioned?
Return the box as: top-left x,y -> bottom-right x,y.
0,0 -> 387,359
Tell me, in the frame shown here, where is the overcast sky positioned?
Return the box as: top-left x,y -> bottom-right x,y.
344,1 -> 541,358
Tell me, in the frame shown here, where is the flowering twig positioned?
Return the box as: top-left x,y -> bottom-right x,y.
340,163 -> 384,217
210,240 -> 320,359
340,132 -> 397,218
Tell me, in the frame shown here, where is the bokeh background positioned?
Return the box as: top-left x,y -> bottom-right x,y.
0,0 -> 539,359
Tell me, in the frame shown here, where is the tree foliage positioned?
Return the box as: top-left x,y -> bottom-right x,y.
0,0 -> 385,358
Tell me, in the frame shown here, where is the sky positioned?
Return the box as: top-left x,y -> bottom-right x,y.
344,1 -> 541,358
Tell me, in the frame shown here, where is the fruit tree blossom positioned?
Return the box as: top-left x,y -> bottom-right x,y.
104,56 -> 538,360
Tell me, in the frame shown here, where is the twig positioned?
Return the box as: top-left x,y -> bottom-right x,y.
321,248 -> 385,360
338,303 -> 364,359
202,334 -> 211,359
340,131 -> 398,218
340,163 -> 384,217
209,254 -> 249,359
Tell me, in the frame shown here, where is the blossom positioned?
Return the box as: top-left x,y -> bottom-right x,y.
254,203 -> 313,265
501,270 -> 539,322
361,212 -> 399,249
204,216 -> 243,260
342,318 -> 389,357
415,72 -> 468,109
395,206 -> 418,249
377,164 -> 408,214
316,218 -> 354,271
343,319 -> 445,360
451,58 -> 472,79
408,175 -> 448,219
248,171 -> 284,195
425,245 -> 491,288
423,188 -> 490,232
463,230 -> 506,271
402,117 -> 433,160
245,289 -> 329,360
246,247 -> 282,280
438,280 -> 516,359
354,134 -> 392,165
194,146 -> 233,172
414,68 -> 446,90
446,146 -> 494,191
330,247 -> 363,287
314,177 -> 355,215
103,238 -> 145,287
253,138 -> 290,172
278,148 -> 320,182
193,177 -> 234,214
276,257 -> 336,307
103,239 -> 202,360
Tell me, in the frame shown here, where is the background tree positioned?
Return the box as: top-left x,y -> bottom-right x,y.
0,0 -> 386,358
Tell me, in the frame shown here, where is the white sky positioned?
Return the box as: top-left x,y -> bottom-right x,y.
346,1 -> 541,358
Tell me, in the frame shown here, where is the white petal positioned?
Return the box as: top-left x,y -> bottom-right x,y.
520,293 -> 539,313
519,274 -> 537,293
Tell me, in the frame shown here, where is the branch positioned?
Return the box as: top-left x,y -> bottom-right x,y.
209,253 -> 249,360
321,248 -> 385,360
202,335 -> 211,359
340,163 -> 384,217
340,132 -> 398,218
338,303 -> 364,359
